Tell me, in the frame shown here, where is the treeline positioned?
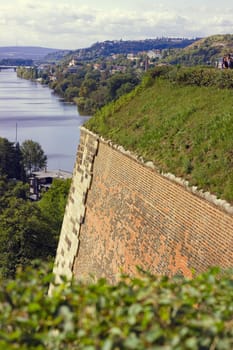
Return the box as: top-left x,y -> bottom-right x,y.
0,137 -> 70,278
163,47 -> 220,66
0,137 -> 47,179
51,63 -> 140,115
70,38 -> 200,60
17,37 -> 201,115
16,38 -> 202,116
17,57 -> 142,115
150,64 -> 233,88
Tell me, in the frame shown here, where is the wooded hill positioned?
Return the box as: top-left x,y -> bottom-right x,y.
86,65 -> 233,204
163,34 -> 233,66
59,38 -> 200,62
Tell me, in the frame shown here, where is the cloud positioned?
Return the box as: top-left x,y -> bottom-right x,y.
0,1 -> 233,49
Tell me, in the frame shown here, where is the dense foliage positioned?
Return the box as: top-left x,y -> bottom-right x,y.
20,139 -> 47,175
0,177 -> 70,278
66,38 -> 199,61
38,178 -> 71,242
86,65 -> 233,203
0,265 -> 232,349
0,178 -> 55,277
0,137 -> 47,179
0,135 -> 71,277
152,65 -> 233,88
0,138 -> 25,180
17,57 -> 141,115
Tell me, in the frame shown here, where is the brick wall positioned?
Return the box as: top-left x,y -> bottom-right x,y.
54,127 -> 233,283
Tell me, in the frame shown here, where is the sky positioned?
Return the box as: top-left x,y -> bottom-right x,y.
1,0 -> 233,50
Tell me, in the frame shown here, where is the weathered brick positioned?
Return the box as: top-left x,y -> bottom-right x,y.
53,127 -> 233,284
73,134 -> 233,283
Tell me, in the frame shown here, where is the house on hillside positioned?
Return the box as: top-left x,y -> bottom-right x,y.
69,59 -> 78,67
127,53 -> 140,61
147,50 -> 162,59
111,65 -> 127,74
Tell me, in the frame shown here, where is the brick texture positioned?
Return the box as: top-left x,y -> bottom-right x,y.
53,127 -> 233,284
73,132 -> 233,283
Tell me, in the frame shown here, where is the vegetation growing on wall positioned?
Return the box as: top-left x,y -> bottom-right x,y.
85,66 -> 233,203
0,264 -> 232,349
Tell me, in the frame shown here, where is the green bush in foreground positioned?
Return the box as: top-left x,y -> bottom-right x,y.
0,264 -> 232,349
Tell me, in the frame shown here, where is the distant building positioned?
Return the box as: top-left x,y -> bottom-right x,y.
29,169 -> 72,200
93,63 -> 102,70
111,54 -> 120,60
37,64 -> 50,72
111,65 -> 127,74
147,50 -> 162,59
69,59 -> 78,67
127,53 -> 140,61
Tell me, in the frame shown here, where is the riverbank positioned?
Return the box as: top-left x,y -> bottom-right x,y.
0,70 -> 89,171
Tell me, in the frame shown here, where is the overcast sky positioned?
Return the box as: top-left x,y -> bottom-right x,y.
1,0 -> 233,49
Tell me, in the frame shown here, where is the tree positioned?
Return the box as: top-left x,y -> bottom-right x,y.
14,142 -> 26,180
79,78 -> 97,98
0,177 -> 28,215
0,198 -> 56,278
0,138 -> 25,180
107,72 -> 140,100
115,82 -> 136,99
0,176 -> 70,278
64,86 -> 79,101
0,178 -> 57,278
20,140 -> 47,175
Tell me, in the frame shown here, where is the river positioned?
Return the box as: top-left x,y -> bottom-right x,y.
0,70 -> 90,172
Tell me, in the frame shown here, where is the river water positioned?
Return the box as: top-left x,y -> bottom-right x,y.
0,70 -> 90,172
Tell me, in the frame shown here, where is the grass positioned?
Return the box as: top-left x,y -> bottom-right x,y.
85,67 -> 233,203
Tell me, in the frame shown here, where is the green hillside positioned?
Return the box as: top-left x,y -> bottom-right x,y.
163,34 -> 233,66
85,66 -> 233,203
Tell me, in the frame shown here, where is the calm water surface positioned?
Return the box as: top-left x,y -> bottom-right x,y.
0,70 -> 90,172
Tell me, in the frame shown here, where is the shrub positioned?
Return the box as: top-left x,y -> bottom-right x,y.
0,265 -> 232,349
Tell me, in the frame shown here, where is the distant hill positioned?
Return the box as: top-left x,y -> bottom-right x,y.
64,38 -> 201,61
163,34 -> 233,66
0,38 -> 201,63
0,46 -> 65,61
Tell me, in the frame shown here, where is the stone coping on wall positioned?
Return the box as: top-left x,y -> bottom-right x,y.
81,126 -> 233,216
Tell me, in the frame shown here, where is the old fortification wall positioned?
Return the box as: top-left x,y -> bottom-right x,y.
54,127 -> 233,283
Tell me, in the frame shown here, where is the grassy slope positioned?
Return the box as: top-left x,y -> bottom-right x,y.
165,34 -> 233,65
85,68 -> 233,203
